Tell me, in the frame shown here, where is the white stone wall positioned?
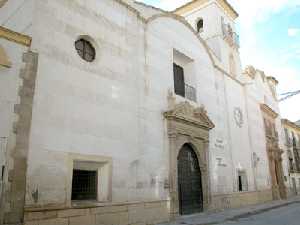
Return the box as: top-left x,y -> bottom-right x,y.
0,0 -> 34,35
25,0 -> 161,206
12,0 -> 281,209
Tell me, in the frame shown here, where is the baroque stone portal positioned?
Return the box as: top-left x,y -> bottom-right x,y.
164,101 -> 214,217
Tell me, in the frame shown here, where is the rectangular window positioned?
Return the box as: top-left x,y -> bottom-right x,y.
289,157 -> 294,171
173,63 -> 185,98
238,175 -> 243,191
72,169 -> 97,201
237,171 -> 248,192
1,166 -> 4,181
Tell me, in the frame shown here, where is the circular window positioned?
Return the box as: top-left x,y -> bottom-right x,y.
75,39 -> 96,62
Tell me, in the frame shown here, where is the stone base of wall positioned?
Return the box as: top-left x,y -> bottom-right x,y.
211,189 -> 273,210
24,200 -> 170,225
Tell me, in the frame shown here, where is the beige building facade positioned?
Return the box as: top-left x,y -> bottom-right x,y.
0,0 -> 290,225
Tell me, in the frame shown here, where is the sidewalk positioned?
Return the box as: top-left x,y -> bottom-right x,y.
160,196 -> 300,225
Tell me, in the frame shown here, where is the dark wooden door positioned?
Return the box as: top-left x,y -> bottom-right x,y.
178,144 -> 203,215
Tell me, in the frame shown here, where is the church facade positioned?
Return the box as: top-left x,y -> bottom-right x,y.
0,0 -> 290,224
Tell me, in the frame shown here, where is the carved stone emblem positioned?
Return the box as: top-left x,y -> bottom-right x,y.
234,107 -> 243,128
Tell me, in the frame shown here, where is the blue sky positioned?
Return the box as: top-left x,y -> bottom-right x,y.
139,0 -> 300,122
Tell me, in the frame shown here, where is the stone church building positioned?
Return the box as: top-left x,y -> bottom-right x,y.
0,0 -> 292,224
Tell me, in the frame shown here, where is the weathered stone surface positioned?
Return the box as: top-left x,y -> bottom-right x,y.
96,212 -> 129,225
24,211 -> 57,221
69,215 -> 96,225
128,204 -> 146,224
57,208 -> 88,218
38,218 -> 68,225
90,205 -> 128,215
24,221 -> 39,225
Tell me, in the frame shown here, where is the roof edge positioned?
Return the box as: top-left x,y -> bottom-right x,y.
173,0 -> 238,20
282,119 -> 300,132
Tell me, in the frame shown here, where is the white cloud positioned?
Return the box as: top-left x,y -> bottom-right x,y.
288,28 -> 300,37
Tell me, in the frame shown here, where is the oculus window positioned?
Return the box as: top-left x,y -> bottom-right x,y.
75,39 -> 96,62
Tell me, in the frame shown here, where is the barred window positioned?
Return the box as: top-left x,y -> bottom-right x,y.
72,169 -> 97,200
75,39 -> 96,62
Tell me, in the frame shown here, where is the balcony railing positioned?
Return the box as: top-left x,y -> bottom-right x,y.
286,138 -> 293,147
185,84 -> 197,102
222,24 -> 240,48
289,164 -> 300,173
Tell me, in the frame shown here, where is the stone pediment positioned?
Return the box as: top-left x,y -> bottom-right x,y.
164,101 -> 214,130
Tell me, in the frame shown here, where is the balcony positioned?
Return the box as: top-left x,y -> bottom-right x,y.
286,138 -> 293,147
222,24 -> 240,48
289,164 -> 300,174
185,84 -> 197,102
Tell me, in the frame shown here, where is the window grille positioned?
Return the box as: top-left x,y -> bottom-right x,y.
222,23 -> 240,48
72,170 -> 97,201
185,84 -> 197,102
75,39 -> 96,62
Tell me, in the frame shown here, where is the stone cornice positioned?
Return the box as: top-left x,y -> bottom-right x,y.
260,104 -> 278,119
0,26 -> 32,47
173,0 -> 238,20
282,119 -> 300,132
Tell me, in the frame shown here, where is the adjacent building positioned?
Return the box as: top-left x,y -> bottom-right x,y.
282,119 -> 300,196
0,0 -> 290,224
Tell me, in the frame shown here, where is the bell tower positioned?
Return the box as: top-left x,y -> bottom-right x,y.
174,0 -> 242,78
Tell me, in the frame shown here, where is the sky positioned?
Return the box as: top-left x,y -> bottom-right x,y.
139,0 -> 300,122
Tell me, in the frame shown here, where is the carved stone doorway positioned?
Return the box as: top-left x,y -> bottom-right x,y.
164,101 -> 214,218
178,144 -> 203,215
268,147 -> 287,200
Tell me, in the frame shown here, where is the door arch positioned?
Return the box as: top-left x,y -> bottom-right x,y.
177,144 -> 203,215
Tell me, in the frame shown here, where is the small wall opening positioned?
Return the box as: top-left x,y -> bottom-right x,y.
237,170 -> 248,192
196,18 -> 204,33
72,169 -> 97,200
71,159 -> 111,203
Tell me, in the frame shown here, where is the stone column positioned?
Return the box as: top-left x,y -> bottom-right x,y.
202,140 -> 211,210
168,132 -> 179,219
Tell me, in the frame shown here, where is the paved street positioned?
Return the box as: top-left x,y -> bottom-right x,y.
161,197 -> 300,225
219,202 -> 300,225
